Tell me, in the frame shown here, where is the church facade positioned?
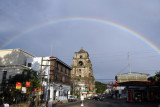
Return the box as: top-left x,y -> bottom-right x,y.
71,49 -> 95,98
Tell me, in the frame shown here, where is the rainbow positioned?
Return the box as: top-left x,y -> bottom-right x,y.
1,17 -> 160,54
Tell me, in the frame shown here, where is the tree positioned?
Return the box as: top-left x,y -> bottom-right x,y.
95,81 -> 107,94
148,71 -> 160,82
1,69 -> 41,104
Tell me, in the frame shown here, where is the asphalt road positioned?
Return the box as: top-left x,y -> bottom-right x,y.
54,98 -> 159,107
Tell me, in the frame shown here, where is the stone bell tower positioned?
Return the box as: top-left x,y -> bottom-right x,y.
71,48 -> 95,97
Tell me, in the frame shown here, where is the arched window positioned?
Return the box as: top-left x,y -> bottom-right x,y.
79,61 -> 83,66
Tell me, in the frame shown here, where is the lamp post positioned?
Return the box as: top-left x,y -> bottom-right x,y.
59,85 -> 63,90
58,85 -> 63,104
80,87 -> 84,107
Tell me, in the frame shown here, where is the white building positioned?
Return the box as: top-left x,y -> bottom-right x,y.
26,56 -> 72,102
0,49 -> 35,84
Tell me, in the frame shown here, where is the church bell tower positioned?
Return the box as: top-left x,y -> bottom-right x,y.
71,48 -> 95,97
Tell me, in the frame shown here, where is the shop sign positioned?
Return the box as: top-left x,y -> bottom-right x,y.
22,87 -> 27,93
26,82 -> 31,87
34,88 -> 37,92
16,82 -> 21,89
82,91 -> 87,94
32,88 -> 37,92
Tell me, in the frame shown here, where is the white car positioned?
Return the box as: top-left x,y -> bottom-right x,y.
68,95 -> 77,102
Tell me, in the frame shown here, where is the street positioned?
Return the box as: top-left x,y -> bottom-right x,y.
55,98 -> 159,107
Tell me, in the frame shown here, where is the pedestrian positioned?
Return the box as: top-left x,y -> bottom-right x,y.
81,94 -> 84,106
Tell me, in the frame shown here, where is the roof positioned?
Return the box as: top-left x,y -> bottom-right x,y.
76,48 -> 88,53
118,81 -> 160,86
0,48 -> 35,57
49,56 -> 72,70
117,72 -> 149,76
0,65 -> 30,69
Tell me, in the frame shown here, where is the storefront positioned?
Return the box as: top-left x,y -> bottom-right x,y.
49,83 -> 71,102
119,81 -> 160,103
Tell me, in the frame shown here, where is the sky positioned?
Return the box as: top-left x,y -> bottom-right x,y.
1,0 -> 160,83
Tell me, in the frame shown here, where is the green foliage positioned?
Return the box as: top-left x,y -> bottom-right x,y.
148,71 -> 160,82
27,77 -> 41,94
155,71 -> 160,77
95,81 -> 107,94
3,69 -> 41,96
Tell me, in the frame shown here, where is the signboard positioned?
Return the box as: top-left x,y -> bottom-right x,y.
41,87 -> 43,94
26,82 -> 31,87
38,88 -> 42,95
34,88 -> 37,92
32,88 -> 37,92
16,82 -> 21,89
22,87 -> 27,93
82,91 -> 87,94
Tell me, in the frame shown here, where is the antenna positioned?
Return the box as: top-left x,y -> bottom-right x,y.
128,52 -> 131,73
51,44 -> 53,56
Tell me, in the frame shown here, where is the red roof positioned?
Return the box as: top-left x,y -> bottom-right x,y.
119,81 -> 160,86
49,56 -> 56,59
110,83 -> 120,86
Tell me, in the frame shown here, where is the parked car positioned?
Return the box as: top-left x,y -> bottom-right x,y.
93,96 -> 104,101
68,95 -> 77,102
87,96 -> 93,100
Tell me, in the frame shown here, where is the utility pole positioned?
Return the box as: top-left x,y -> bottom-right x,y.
40,57 -> 43,82
128,52 -> 131,73
36,57 -> 43,107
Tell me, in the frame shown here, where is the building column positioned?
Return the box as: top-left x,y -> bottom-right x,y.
68,90 -> 70,99
126,88 -> 129,102
56,90 -> 59,101
146,86 -> 150,101
50,84 -> 53,100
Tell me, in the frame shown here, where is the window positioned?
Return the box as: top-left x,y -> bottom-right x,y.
79,75 -> 81,78
28,63 -> 32,67
2,71 -> 7,83
53,74 -> 57,81
80,55 -> 83,58
61,67 -> 63,72
57,63 -> 58,69
2,71 -> 7,80
65,69 -> 67,74
79,61 -> 83,66
79,69 -> 81,73
57,63 -> 59,69
62,76 -> 65,83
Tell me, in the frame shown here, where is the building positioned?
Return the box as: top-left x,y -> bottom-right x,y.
116,72 -> 149,83
71,49 -> 95,98
0,49 -> 35,86
0,49 -> 35,104
26,56 -> 72,102
114,72 -> 159,103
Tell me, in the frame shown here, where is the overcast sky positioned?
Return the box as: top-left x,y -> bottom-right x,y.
1,0 -> 160,83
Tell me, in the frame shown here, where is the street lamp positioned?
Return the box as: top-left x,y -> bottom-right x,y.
59,85 -> 63,90
58,85 -> 63,104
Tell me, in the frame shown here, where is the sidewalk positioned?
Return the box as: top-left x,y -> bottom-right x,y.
10,102 -> 29,107
9,100 -> 72,107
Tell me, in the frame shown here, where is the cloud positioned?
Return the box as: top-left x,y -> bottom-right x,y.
1,0 -> 160,80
